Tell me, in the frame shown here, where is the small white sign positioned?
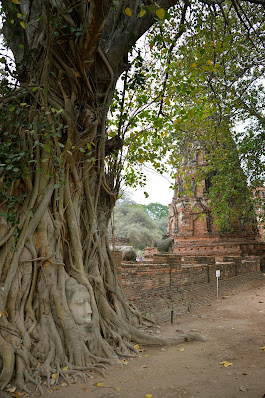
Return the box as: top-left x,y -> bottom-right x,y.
216,270 -> 220,278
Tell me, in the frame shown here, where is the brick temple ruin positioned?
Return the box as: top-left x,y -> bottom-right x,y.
167,147 -> 265,262
113,146 -> 265,311
144,146 -> 265,263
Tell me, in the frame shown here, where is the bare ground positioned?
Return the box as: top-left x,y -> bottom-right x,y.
7,274 -> 265,398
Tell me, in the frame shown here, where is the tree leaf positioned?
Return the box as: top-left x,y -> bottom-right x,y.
20,21 -> 26,29
155,8 -> 165,19
139,10 -> 146,17
11,0 -> 20,3
124,8 -> 132,16
44,144 -> 50,153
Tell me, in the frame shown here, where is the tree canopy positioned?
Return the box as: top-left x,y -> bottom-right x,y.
0,0 -> 264,393
110,200 -> 168,250
108,0 -> 265,228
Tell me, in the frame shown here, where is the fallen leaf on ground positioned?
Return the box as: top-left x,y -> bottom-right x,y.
220,361 -> 233,367
260,346 -> 265,351
145,395 -> 153,398
60,383 -> 67,387
115,387 -> 122,391
145,354 -> 150,357
141,365 -> 147,368
134,344 -> 140,349
97,382 -> 104,387
239,386 -> 248,392
63,366 -> 68,370
51,373 -> 59,380
179,348 -> 185,352
6,387 -> 16,393
120,359 -> 128,365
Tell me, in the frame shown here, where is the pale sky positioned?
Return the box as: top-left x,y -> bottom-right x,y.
125,167 -> 175,206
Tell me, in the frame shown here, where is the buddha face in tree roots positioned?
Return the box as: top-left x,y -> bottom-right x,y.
65,278 -> 92,325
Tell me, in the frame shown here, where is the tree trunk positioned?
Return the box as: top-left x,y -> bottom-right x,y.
0,0 -> 204,391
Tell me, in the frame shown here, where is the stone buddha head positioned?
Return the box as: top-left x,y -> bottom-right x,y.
65,278 -> 92,325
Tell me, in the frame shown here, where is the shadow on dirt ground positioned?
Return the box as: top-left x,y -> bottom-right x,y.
9,275 -> 265,398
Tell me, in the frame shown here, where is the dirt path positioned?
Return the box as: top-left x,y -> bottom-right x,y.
32,280 -> 265,398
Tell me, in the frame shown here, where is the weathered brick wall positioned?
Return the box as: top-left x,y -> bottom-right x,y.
116,254 -> 261,305
111,250 -> 122,269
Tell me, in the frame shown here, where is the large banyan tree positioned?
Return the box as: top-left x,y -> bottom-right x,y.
0,0 -> 264,393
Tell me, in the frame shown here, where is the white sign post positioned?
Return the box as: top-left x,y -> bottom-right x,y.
216,270 -> 220,300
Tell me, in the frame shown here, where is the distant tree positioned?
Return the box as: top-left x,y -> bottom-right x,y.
154,217 -> 168,235
143,202 -> 169,220
111,202 -> 165,250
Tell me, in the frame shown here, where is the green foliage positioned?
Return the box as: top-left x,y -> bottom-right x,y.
200,133 -> 256,232
142,202 -> 169,220
1,0 -> 265,234
154,216 -> 168,235
0,88 -> 68,233
110,201 -> 167,250
0,101 -> 29,229
108,1 -> 265,228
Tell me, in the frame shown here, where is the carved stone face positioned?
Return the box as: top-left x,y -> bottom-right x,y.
66,279 -> 92,325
